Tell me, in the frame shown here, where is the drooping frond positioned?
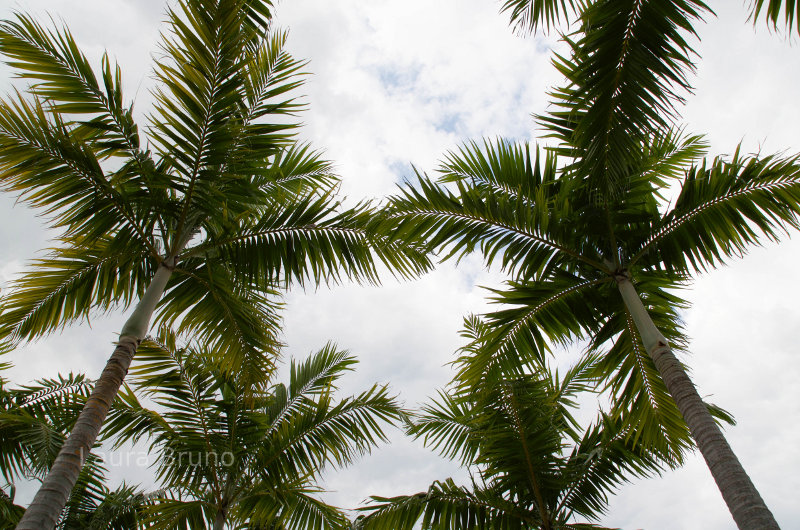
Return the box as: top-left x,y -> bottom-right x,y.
586,271 -> 721,462
633,150 -> 800,273
558,414 -> 664,521
237,480 -> 350,530
454,273 -> 611,390
0,373 -> 91,481
157,260 -> 283,383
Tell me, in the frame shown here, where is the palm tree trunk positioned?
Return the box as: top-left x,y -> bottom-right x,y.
213,509 -> 226,530
616,275 -> 779,530
16,259 -> 175,530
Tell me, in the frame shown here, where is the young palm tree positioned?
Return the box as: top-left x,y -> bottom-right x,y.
0,1 -> 429,526
356,335 -> 663,530
378,1 -> 800,528
103,327 -> 404,530
0,367 -> 147,529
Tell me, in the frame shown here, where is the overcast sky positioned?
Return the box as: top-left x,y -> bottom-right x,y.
1,1 -> 799,528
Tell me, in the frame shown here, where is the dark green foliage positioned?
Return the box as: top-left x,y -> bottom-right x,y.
357,356 -> 663,529
103,328 -> 405,529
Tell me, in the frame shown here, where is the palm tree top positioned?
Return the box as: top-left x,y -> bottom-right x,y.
357,355 -> 665,529
104,326 -> 406,529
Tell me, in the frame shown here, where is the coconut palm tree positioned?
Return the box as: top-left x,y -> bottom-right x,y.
0,366 -> 148,529
103,327 -> 404,530
0,1 -> 429,526
377,1 -> 800,528
355,330 -> 664,530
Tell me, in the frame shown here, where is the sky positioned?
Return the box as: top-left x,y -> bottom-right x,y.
0,0 -> 799,528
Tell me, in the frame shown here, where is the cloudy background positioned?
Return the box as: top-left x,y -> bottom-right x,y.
0,0 -> 798,528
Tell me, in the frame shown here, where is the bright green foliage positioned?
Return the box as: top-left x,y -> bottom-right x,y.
378,0 -> 800,462
0,368 -> 147,529
0,0 -> 430,384
356,353 -> 663,529
103,327 -> 405,529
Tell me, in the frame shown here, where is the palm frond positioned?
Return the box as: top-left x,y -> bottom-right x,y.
454,274 -> 611,390
750,0 -> 800,34
359,479 -> 533,530
541,0 -> 711,197
195,191 -> 431,287
0,13 -> 144,159
499,0 -> 588,33
0,238 -> 154,342
633,150 -> 800,272
261,383 -> 403,479
157,260 -> 283,383
383,169 -> 599,278
0,93 -> 158,244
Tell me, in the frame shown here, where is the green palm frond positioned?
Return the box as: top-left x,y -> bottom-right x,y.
149,0 -> 297,235
360,479 -> 533,530
363,364 -> 663,529
262,382 -> 402,479
0,13 -> 144,159
750,0 -> 800,34
0,239 -> 154,342
197,191 -> 431,288
157,261 -> 283,383
0,485 -> 25,529
106,333 -> 404,528
500,0 -> 588,33
239,481 -> 350,530
633,150 -> 800,273
453,274 -> 610,390
541,0 -> 711,196
558,414 -> 663,521
383,169 -> 599,278
0,93 -> 157,244
0,372 -> 92,480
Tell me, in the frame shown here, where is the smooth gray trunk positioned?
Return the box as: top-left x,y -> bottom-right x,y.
616,275 -> 779,530
213,509 -> 226,530
16,260 -> 175,530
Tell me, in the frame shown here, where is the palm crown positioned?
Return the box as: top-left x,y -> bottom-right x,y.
104,328 -> 404,530
377,1 -> 800,528
357,342 -> 663,530
0,1 -> 429,526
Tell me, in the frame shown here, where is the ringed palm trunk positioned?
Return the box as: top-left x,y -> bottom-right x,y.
616,275 -> 779,530
16,258 -> 176,530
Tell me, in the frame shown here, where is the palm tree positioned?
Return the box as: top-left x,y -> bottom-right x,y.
377,1 -> 800,528
103,327 -> 404,530
356,333 -> 664,530
0,366 -> 147,529
0,1 -> 429,526
501,0 -> 800,35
